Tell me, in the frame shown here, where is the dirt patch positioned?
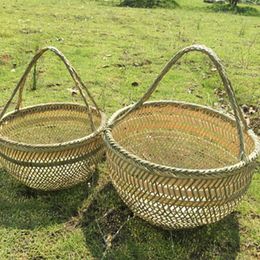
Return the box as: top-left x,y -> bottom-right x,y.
0,53 -> 11,65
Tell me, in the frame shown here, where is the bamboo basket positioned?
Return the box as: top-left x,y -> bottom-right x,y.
104,45 -> 260,229
0,47 -> 106,191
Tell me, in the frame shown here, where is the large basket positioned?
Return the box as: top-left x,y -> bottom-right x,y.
0,47 -> 106,191
104,45 -> 260,229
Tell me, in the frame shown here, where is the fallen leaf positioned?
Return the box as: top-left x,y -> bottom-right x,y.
68,88 -> 78,96
56,37 -> 64,42
187,87 -> 194,94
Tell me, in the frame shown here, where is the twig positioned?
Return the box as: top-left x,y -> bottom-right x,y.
96,208 -> 116,222
95,219 -> 107,245
101,214 -> 134,259
170,230 -> 175,255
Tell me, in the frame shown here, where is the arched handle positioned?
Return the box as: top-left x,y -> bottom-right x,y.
116,44 -> 248,161
0,46 -> 101,131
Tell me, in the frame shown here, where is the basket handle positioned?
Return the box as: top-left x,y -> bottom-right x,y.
0,46 -> 101,131
117,44 -> 248,161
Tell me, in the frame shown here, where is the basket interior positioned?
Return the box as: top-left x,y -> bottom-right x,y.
0,104 -> 102,145
111,103 -> 255,170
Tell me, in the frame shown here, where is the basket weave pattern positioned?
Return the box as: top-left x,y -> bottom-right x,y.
0,47 -> 106,190
104,45 -> 260,229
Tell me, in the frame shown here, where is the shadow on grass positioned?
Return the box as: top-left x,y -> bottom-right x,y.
82,184 -> 241,259
0,168 -> 98,229
118,0 -> 180,9
208,3 -> 260,17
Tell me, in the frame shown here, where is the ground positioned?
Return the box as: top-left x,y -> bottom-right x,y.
0,0 -> 259,259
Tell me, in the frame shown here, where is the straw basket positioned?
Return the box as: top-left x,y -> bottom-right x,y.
104,45 -> 260,229
0,47 -> 106,191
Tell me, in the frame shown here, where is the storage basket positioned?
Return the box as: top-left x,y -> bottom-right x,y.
104,45 -> 260,229
0,47 -> 106,191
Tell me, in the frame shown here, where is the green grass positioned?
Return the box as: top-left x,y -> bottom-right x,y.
0,0 -> 259,259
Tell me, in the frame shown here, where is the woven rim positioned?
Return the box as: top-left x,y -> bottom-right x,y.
0,102 -> 106,151
104,101 -> 260,176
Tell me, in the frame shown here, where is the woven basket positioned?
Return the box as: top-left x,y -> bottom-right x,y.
104,45 -> 260,229
0,47 -> 106,191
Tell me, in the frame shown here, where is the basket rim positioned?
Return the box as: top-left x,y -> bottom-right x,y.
104,100 -> 260,176
0,102 -> 106,151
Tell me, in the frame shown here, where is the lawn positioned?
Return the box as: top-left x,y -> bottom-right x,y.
0,0 -> 259,259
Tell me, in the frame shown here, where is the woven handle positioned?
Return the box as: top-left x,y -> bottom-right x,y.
0,46 -> 101,131
118,44 -> 247,161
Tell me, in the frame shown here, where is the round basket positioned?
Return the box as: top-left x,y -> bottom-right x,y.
0,47 -> 106,191
104,45 -> 260,229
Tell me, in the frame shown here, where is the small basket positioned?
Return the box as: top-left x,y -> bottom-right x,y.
0,47 -> 106,191
104,45 -> 260,229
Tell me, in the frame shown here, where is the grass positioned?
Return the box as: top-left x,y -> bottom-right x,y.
0,0 -> 259,259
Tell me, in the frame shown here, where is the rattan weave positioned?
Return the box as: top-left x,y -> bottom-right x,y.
0,47 -> 106,190
104,45 -> 260,229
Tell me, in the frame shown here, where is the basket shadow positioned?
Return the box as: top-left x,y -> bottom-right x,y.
0,168 -> 98,230
81,184 -> 241,259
